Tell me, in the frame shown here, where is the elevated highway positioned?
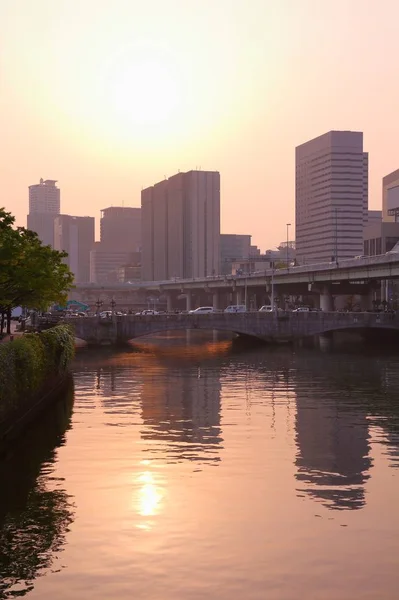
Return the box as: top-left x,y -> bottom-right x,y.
70,254 -> 399,312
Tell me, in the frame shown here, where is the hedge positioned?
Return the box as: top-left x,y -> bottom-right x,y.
0,325 -> 75,422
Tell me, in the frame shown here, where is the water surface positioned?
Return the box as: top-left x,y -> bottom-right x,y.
1,332 -> 399,599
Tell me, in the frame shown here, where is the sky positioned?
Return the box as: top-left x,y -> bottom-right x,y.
1,0 -> 399,249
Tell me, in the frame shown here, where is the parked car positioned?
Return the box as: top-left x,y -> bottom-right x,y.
224,305 -> 247,313
135,310 -> 159,316
188,307 -> 215,314
259,305 -> 273,312
292,307 -> 310,313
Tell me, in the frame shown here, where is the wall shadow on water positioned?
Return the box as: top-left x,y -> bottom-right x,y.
0,377 -> 75,598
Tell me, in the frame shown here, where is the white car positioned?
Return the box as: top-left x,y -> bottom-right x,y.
292,307 -> 310,313
136,310 -> 159,316
259,305 -> 273,312
224,305 -> 247,313
188,306 -> 215,314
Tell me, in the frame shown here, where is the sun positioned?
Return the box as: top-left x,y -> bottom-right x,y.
101,44 -> 183,138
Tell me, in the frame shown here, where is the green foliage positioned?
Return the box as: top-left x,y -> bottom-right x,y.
0,325 -> 75,421
0,208 -> 74,313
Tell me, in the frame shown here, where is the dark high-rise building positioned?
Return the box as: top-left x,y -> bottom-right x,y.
100,206 -> 141,251
54,215 -> 95,283
27,178 -> 60,246
141,170 -> 220,281
89,206 -> 142,283
295,131 -> 368,264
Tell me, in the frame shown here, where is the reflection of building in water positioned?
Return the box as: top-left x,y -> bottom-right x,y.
295,391 -> 371,510
94,367 -> 143,415
140,368 -> 223,465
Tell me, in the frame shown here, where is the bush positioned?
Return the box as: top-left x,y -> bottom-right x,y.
0,325 -> 74,422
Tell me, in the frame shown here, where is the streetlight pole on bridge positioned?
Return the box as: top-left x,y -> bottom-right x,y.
286,223 -> 291,270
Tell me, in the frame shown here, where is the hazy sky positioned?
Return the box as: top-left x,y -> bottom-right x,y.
2,0 -> 399,248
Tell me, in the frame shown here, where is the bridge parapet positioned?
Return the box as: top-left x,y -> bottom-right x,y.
65,311 -> 399,345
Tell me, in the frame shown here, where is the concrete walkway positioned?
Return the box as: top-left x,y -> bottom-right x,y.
0,322 -> 22,343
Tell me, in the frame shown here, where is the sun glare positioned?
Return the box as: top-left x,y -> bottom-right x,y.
100,44 -> 184,139
137,471 -> 163,518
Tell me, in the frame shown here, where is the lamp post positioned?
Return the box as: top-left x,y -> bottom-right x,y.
334,207 -> 338,265
271,261 -> 275,311
286,223 -> 291,269
110,298 -> 116,316
95,298 -> 103,316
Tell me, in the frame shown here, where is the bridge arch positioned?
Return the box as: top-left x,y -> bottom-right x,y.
66,312 -> 399,345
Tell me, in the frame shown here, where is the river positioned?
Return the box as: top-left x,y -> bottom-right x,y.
1,332 -> 399,599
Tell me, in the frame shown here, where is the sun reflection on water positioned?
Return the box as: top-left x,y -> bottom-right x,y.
136,469 -> 164,527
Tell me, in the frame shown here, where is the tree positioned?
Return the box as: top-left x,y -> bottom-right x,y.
0,208 -> 74,334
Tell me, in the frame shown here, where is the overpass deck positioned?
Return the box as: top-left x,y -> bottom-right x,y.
74,253 -> 399,294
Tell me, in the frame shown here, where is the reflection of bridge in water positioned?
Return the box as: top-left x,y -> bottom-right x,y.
68,312 -> 399,345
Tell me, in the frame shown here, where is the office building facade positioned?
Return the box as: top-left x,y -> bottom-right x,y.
88,206 -> 141,283
90,245 -> 139,283
363,221 -> 399,256
27,178 -> 60,246
141,170 -> 220,281
100,206 -> 141,252
29,178 -> 60,214
382,169 -> 399,222
54,215 -> 95,283
367,210 -> 382,225
220,234 -> 252,275
295,131 -> 368,264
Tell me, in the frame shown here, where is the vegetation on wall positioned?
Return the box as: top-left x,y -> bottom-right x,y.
0,325 -> 75,423
0,208 -> 74,334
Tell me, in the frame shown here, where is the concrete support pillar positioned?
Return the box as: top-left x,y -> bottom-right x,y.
236,288 -> 244,305
320,285 -> 333,312
212,292 -> 220,310
186,293 -> 192,312
166,293 -> 173,313
360,288 -> 373,312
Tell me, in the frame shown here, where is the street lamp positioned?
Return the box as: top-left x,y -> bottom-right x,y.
286,223 -> 291,269
95,298 -> 103,315
271,261 -> 275,311
110,298 -> 116,316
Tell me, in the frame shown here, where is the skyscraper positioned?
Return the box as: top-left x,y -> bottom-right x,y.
141,170 -> 220,281
295,131 -> 368,264
100,206 -> 141,251
27,178 -> 60,246
54,215 -> 95,283
89,206 -> 141,283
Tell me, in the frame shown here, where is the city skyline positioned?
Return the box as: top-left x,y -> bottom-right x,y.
2,1 -> 399,248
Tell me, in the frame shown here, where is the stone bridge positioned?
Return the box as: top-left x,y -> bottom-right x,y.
65,312 -> 399,345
